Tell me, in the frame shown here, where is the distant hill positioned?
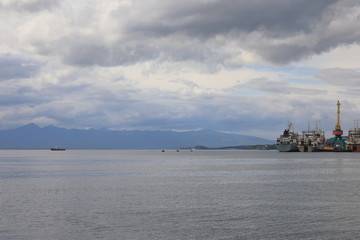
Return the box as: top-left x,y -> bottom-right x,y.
0,123 -> 273,149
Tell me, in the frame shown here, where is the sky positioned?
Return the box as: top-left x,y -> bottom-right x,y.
1,0 -> 360,139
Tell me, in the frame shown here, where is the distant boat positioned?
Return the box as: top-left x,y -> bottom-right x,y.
51,146 -> 66,151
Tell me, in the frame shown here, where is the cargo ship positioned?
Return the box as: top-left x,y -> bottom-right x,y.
276,123 -> 299,152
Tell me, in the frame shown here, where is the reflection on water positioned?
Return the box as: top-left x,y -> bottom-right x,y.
1,150 -> 360,239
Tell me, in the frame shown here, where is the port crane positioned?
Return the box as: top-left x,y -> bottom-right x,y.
330,100 -> 346,148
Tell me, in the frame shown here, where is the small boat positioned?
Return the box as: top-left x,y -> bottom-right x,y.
51,146 -> 66,151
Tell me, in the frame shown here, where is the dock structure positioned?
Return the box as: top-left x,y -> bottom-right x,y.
276,100 -> 360,152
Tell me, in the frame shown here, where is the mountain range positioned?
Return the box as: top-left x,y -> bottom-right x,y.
0,123 -> 273,149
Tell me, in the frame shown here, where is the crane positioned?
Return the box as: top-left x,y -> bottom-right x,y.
331,100 -> 345,148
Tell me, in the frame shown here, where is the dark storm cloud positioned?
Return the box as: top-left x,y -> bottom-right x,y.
29,0 -> 360,68
133,0 -> 351,65
253,44 -> 311,65
127,0 -> 337,38
0,56 -> 39,80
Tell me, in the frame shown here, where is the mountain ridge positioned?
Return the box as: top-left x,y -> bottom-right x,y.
0,123 -> 273,149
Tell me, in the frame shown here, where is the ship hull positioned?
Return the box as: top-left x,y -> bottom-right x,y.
298,144 -> 324,152
346,144 -> 360,152
319,148 -> 352,152
276,144 -> 299,152
298,146 -> 314,152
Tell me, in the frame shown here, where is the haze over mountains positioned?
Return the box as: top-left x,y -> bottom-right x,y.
0,124 -> 273,149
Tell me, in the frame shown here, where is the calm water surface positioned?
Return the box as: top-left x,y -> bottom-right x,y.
1,150 -> 360,239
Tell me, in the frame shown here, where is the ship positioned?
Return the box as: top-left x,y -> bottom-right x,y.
346,120 -> 360,152
276,123 -> 299,152
51,146 -> 66,151
297,130 -> 325,152
297,123 -> 326,152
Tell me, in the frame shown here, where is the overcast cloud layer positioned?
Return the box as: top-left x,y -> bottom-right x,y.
1,0 -> 360,139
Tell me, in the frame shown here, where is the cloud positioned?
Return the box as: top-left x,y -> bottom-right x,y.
0,0 -> 59,12
10,0 -> 357,69
231,77 -> 327,95
119,0 -> 342,65
315,68 -> 360,86
125,0 -> 336,37
57,34 -> 160,67
170,78 -> 200,89
0,56 -> 39,80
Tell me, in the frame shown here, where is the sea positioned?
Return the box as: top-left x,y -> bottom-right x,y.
1,149 -> 360,240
